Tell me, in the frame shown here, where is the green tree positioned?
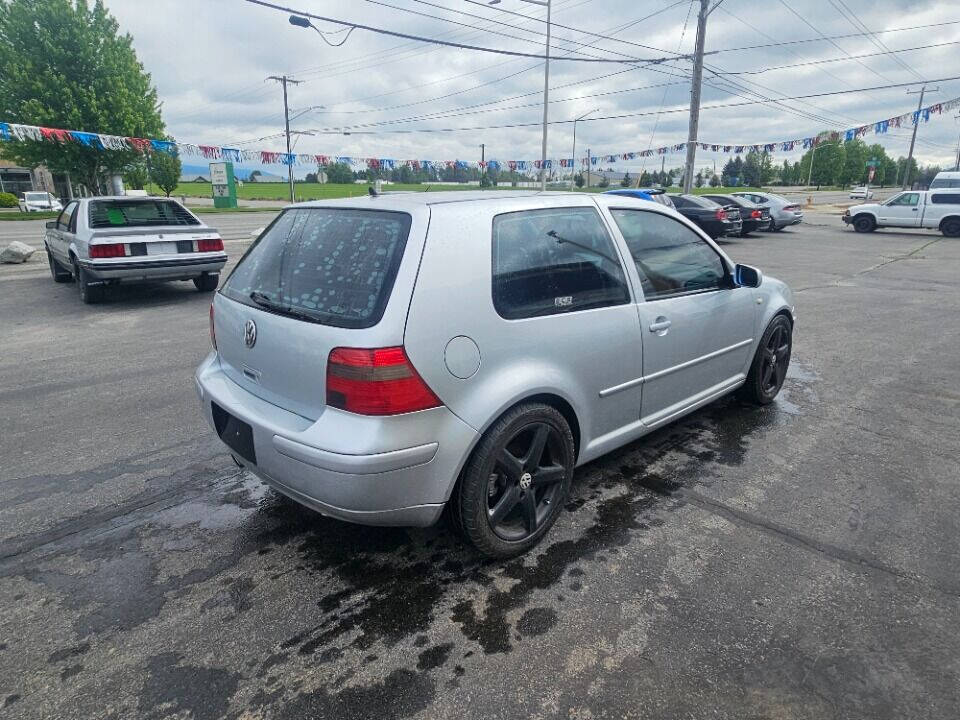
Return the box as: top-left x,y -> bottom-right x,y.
325,163 -> 354,184
897,156 -> 919,188
709,173 -> 720,187
148,148 -> 180,196
620,172 -> 631,188
123,160 -> 148,190
574,172 -> 585,188
694,171 -> 704,188
840,139 -> 869,186
248,170 -> 262,183
598,175 -> 610,188
0,0 -> 165,193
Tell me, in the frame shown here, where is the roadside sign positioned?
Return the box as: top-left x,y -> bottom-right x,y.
866,158 -> 879,167
209,161 -> 237,208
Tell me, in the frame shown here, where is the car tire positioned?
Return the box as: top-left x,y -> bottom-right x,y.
941,218 -> 960,238
853,215 -> 876,233
454,403 -> 575,558
193,272 -> 219,292
48,251 -> 72,283
73,259 -> 103,304
739,315 -> 792,405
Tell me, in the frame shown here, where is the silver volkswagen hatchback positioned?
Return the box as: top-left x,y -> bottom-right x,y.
196,191 -> 794,557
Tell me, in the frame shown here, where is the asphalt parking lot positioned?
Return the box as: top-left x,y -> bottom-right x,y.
1,211 -> 958,719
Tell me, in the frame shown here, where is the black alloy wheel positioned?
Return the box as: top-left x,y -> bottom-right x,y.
486,422 -> 567,541
455,403 -> 575,558
740,314 -> 793,405
853,215 -> 875,233
942,218 -> 960,237
759,323 -> 791,396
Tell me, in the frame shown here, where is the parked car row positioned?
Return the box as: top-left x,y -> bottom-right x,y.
605,189 -> 802,239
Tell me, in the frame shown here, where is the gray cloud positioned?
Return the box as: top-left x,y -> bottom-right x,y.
104,0 -> 960,170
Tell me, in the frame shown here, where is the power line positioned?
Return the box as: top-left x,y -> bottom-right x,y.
243,0 -> 674,63
714,40 -> 960,76
827,0 -> 925,83
775,0 -> 899,85
297,75 -> 960,136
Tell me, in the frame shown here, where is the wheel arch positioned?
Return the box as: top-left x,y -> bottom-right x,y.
445,391 -> 583,504
938,214 -> 960,230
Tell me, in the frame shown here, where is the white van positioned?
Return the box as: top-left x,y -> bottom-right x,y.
930,171 -> 960,189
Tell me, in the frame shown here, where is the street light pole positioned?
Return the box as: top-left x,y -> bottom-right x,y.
954,113 -> 960,171
570,108 -> 598,190
480,143 -> 485,187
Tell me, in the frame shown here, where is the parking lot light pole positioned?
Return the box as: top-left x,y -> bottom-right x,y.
570,108 -> 599,190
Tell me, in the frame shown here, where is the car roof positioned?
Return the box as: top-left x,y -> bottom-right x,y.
290,190 -> 584,211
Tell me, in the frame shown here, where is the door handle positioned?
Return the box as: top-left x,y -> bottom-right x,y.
649,317 -> 672,333
912,208 -> 918,211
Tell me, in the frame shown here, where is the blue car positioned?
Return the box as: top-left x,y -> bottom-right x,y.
604,188 -> 675,209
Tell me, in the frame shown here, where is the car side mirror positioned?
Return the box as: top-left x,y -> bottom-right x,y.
734,264 -> 762,288
45,221 -> 56,230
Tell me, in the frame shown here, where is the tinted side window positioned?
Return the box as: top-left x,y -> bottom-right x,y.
669,195 -> 689,208
610,209 -> 727,300
492,207 -> 630,320
931,179 -> 960,188
57,202 -> 77,231
930,193 -> 960,205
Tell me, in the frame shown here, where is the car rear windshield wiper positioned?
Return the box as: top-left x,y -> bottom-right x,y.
249,291 -> 317,322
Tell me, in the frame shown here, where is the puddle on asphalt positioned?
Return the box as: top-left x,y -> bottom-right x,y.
25,360 -> 820,718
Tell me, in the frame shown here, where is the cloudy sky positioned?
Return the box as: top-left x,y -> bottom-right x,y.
103,0 -> 960,174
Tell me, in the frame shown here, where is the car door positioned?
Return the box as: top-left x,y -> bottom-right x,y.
52,201 -> 78,263
606,207 -> 757,428
878,192 -> 922,226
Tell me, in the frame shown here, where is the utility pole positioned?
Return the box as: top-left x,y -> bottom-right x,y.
538,0 -> 552,191
954,113 -> 960,171
586,149 -> 591,188
903,84 -> 937,189
480,143 -> 485,188
267,75 -> 303,203
683,0 -> 710,194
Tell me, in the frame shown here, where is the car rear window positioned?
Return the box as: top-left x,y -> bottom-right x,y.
682,195 -> 720,208
221,208 -> 412,329
88,200 -> 199,228
492,207 -> 629,320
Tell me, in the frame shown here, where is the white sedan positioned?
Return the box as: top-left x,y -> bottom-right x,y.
18,191 -> 63,213
849,187 -> 875,200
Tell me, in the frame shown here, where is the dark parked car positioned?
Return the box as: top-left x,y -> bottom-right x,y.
669,194 -> 742,239
701,194 -> 770,236
605,188 -> 675,210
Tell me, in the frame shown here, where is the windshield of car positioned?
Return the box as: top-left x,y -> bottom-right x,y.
221,208 -> 412,329
88,200 -> 200,228
24,192 -> 51,202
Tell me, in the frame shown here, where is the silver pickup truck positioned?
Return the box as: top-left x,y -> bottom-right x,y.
44,196 -> 227,303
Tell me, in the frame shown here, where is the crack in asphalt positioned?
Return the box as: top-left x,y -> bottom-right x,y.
680,488 -> 960,599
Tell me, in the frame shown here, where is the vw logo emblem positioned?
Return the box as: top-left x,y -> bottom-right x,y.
243,319 -> 257,348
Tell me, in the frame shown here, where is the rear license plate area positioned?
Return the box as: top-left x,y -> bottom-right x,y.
147,241 -> 178,255
211,402 -> 257,464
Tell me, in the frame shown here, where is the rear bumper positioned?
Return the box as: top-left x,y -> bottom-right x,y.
78,253 -> 227,282
194,353 -> 478,527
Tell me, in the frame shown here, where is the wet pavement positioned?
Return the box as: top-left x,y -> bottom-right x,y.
1,218 -> 959,719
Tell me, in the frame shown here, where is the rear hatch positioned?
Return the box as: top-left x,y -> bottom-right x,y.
87,198 -> 222,257
214,206 -> 417,420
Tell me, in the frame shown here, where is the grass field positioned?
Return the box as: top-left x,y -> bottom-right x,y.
171,181 -> 763,202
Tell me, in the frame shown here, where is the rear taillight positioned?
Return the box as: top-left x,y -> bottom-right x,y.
750,209 -> 761,219
715,208 -> 727,221
89,243 -> 125,258
326,346 -> 441,416
209,304 -> 216,350
198,237 -> 224,252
